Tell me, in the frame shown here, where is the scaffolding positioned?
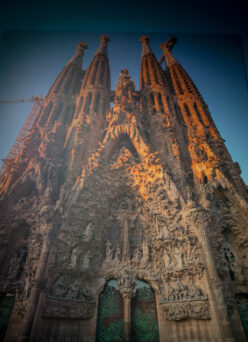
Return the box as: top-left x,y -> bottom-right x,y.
0,96 -> 43,176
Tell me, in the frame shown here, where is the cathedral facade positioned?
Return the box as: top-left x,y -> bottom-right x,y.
0,34 -> 248,342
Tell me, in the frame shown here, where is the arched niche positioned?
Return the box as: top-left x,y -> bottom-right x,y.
131,279 -> 159,342
96,279 -> 124,342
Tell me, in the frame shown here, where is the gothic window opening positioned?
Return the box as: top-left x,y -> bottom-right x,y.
49,103 -> 63,124
172,67 -> 183,94
236,294 -> 248,339
84,92 -> 92,113
183,103 -> 191,118
63,104 -> 76,124
53,66 -> 70,93
166,96 -> 173,114
131,279 -> 159,342
76,95 -> 84,117
90,58 -> 100,85
63,67 -> 77,93
94,93 -> 101,113
96,279 -> 124,342
98,55 -> 106,85
39,101 -> 54,126
145,56 -> 151,86
193,103 -> 206,126
0,294 -> 15,341
150,93 -> 156,113
174,104 -> 184,125
184,79 -> 192,93
158,93 -> 164,113
222,244 -> 242,281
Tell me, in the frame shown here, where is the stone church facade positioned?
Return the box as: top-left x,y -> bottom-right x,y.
0,35 -> 247,341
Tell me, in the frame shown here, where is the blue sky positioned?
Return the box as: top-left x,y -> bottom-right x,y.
0,31 -> 247,184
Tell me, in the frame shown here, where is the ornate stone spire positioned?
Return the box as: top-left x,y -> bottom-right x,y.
37,41 -> 87,126
139,35 -> 166,88
45,41 -> 87,99
81,35 -> 111,89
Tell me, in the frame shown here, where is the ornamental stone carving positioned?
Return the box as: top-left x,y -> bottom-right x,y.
162,300 -> 210,321
160,281 -> 210,321
43,296 -> 95,319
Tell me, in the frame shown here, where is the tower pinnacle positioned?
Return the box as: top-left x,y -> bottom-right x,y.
160,36 -> 178,67
95,34 -> 110,56
65,41 -> 88,67
139,35 -> 152,56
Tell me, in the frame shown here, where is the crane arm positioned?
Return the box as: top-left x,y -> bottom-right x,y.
0,95 -> 43,104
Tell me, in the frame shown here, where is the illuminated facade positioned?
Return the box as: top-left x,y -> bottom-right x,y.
0,35 -> 248,342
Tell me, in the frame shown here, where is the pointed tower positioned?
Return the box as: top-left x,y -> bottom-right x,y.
37,41 -> 88,126
0,42 -> 88,197
64,35 -> 111,179
0,41 -> 88,341
160,37 -> 247,198
139,35 -> 192,194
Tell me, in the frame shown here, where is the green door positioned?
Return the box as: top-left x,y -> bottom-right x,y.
236,294 -> 248,340
131,280 -> 159,342
0,294 -> 15,341
96,279 -> 124,342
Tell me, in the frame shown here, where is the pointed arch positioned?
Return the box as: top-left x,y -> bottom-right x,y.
104,133 -> 141,164
96,279 -> 124,342
131,279 -> 159,342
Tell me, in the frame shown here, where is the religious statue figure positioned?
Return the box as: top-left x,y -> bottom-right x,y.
132,249 -> 140,264
67,279 -> 80,299
114,246 -> 121,261
174,248 -> 184,269
164,251 -> 172,269
69,246 -> 81,269
167,285 -> 175,301
80,251 -> 91,271
105,240 -> 113,260
83,222 -> 95,241
141,241 -> 149,264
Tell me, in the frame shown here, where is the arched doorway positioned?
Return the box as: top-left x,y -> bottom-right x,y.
0,294 -> 15,341
131,279 -> 159,342
96,279 -> 124,342
236,293 -> 248,339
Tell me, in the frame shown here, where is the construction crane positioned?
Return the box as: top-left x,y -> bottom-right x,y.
0,95 -> 43,175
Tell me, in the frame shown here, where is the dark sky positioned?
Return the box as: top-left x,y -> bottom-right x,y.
0,1 -> 247,184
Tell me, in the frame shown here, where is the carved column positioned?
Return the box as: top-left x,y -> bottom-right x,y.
122,291 -> 132,342
194,208 -> 235,342
123,216 -> 130,263
118,273 -> 134,342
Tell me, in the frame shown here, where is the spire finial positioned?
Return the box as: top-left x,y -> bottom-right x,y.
65,41 -> 88,66
160,36 -> 178,68
77,42 -> 88,52
139,35 -> 150,44
95,34 -> 110,56
160,36 -> 178,52
139,35 -> 152,56
100,35 -> 110,46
